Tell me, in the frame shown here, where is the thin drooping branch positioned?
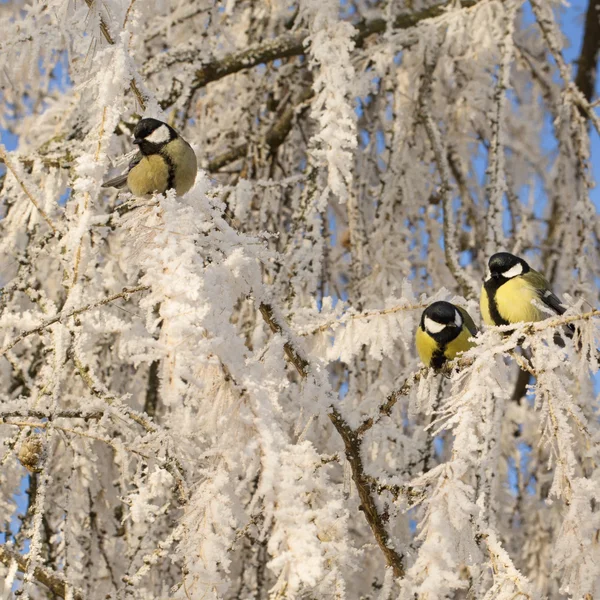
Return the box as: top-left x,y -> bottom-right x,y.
208,87 -> 314,172
418,53 -> 479,299
72,351 -> 189,505
258,301 -> 406,578
574,0 -> 600,108
154,0 -> 479,107
82,0 -> 146,110
0,285 -> 149,357
484,2 -> 515,254
0,544 -> 84,600
530,0 -> 600,135
0,146 -> 60,235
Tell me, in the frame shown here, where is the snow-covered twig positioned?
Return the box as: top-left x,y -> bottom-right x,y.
418,48 -> 478,299
258,300 -> 406,579
0,285 -> 149,357
0,544 -> 84,600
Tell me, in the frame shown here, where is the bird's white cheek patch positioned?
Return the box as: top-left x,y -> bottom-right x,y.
146,125 -> 170,144
424,317 -> 446,334
502,263 -> 523,279
484,269 -> 492,282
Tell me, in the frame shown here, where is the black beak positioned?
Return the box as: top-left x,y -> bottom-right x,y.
132,139 -> 141,145
491,272 -> 500,279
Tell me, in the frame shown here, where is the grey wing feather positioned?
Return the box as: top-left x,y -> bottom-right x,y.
101,153 -> 142,189
457,307 -> 478,336
101,173 -> 129,189
531,270 -> 575,333
538,288 -> 566,316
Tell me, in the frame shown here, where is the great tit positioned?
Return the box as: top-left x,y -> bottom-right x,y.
480,252 -> 574,334
416,301 -> 478,370
102,118 -> 197,196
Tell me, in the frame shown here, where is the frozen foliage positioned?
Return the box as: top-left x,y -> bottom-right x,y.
0,0 -> 599,598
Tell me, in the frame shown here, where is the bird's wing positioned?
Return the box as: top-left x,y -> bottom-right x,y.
128,152 -> 143,170
101,152 -> 143,189
457,306 -> 478,336
527,270 -> 566,315
528,269 -> 575,333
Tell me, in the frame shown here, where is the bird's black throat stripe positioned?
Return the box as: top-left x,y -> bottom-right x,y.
160,151 -> 176,192
431,350 -> 447,370
483,280 -> 510,326
426,326 -> 460,368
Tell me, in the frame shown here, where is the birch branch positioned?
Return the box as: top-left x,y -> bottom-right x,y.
0,285 -> 149,357
0,544 -> 84,600
530,0 -> 600,136
418,50 -> 479,299
154,0 -> 480,107
258,301 -> 406,578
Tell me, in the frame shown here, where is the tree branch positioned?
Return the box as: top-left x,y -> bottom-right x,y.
418,51 -> 479,299
0,410 -> 104,420
208,87 -> 314,172
0,285 -> 149,357
0,544 -> 84,600
574,0 -> 600,107
356,367 -> 428,436
155,0 -> 479,107
258,301 -> 405,578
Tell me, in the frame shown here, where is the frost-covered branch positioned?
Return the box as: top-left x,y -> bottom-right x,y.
153,0 -> 480,107
0,146 -> 60,235
0,285 -> 149,357
485,2 -> 515,254
0,544 -> 84,600
258,300 -> 405,579
574,0 -> 600,108
418,51 -> 479,299
530,0 -> 600,135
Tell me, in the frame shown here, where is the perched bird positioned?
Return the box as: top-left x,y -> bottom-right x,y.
480,252 -> 574,334
102,118 -> 197,196
416,301 -> 478,370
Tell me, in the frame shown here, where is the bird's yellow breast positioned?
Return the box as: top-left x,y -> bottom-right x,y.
415,326 -> 438,367
415,326 -> 474,368
128,155 -> 170,196
445,327 -> 475,359
481,277 -> 543,326
164,139 -> 197,195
